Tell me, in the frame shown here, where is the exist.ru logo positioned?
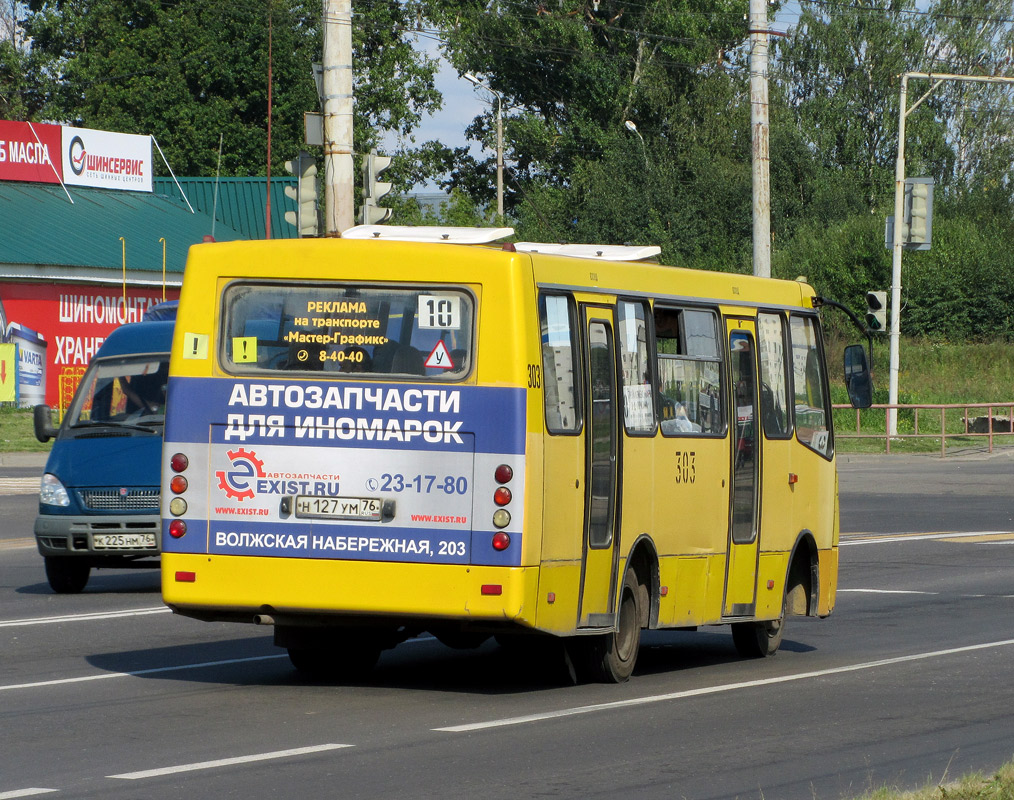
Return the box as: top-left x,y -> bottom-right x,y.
216,448 -> 266,501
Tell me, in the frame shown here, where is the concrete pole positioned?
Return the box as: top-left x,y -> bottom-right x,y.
322,0 -> 355,235
888,75 -> 909,437
749,0 -> 771,278
495,94 -> 504,219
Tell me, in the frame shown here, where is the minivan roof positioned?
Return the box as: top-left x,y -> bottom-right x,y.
97,319 -> 175,359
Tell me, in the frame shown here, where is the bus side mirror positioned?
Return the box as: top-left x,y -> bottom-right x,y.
843,345 -> 873,409
33,404 -> 58,443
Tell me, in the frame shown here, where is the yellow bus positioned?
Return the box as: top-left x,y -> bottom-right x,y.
161,226 -> 870,682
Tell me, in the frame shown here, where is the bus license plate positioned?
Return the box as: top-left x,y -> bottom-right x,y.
294,496 -> 382,521
93,533 -> 157,549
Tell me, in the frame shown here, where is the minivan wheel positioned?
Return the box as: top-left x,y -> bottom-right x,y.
44,557 -> 90,594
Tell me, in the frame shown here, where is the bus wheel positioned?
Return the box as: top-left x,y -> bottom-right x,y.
582,569 -> 642,683
44,557 -> 90,594
731,617 -> 784,658
288,639 -> 381,681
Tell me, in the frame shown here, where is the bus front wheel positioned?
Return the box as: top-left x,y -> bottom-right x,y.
731,617 -> 784,658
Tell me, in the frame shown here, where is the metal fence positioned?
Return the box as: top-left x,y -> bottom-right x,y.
832,402 -> 1014,457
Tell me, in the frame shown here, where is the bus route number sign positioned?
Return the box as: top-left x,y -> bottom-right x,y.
294,495 -> 382,521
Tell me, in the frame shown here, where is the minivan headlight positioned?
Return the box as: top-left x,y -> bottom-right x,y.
40,473 -> 70,507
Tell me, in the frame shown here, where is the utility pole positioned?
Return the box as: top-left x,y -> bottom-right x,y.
322,0 -> 354,235
464,73 -> 504,219
749,0 -> 771,278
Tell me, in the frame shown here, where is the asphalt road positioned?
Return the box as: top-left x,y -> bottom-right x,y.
2,450 -> 1014,800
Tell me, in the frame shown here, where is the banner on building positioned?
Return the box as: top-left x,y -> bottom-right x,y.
0,120 -> 153,193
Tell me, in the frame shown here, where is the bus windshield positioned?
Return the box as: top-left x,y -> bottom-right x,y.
222,283 -> 474,379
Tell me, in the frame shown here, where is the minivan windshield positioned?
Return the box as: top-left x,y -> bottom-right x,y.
64,355 -> 170,433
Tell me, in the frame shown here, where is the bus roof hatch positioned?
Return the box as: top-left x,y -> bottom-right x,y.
342,225 -> 515,244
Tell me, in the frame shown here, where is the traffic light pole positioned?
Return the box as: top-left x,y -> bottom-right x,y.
889,71 -> 1014,435
322,0 -> 355,235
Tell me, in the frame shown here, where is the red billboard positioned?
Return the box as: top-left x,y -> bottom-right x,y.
0,121 -> 62,184
0,283 -> 179,409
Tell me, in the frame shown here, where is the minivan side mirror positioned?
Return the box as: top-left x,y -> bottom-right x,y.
843,345 -> 873,409
33,404 -> 58,443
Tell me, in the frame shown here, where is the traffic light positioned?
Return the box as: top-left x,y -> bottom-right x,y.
865,291 -> 887,332
361,149 -> 393,225
901,177 -> 933,249
284,151 -> 319,237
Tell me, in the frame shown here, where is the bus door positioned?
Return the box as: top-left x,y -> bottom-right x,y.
724,319 -> 760,616
579,309 -> 620,626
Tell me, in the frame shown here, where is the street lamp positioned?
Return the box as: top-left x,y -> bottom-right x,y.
464,72 -> 504,219
624,120 -> 648,169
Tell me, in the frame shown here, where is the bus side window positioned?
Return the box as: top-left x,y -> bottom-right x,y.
757,312 -> 791,438
539,294 -> 580,433
654,307 -> 723,436
789,315 -> 833,457
617,300 -> 655,434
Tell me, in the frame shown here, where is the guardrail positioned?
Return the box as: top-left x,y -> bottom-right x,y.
832,402 -> 1014,457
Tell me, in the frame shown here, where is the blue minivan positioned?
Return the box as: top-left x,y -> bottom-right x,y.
32,303 -> 175,593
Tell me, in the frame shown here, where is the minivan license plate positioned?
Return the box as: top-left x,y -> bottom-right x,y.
93,533 -> 157,549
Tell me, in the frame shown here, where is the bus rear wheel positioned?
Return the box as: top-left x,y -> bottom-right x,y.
731,617 -> 784,658
44,557 -> 90,594
579,568 -> 642,683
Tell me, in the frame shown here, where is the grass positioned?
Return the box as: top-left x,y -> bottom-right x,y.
828,337 -> 1014,455
856,760 -> 1014,799
0,406 -> 51,453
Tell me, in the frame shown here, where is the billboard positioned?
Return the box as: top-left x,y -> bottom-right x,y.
0,284 -> 179,409
0,121 -> 62,185
0,120 -> 153,193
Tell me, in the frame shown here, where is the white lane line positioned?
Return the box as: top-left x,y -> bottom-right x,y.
0,607 -> 171,628
839,589 -> 937,595
0,654 -> 286,693
434,637 -> 1014,733
0,790 -> 58,799
841,531 -> 1014,545
108,743 -> 353,780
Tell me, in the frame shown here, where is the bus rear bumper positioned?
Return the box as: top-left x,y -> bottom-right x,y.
161,553 -> 541,630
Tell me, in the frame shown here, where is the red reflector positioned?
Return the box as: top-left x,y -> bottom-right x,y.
788,473 -> 799,485
175,571 -> 196,582
494,464 -> 513,484
170,475 -> 188,494
660,586 -> 669,597
493,486 -> 512,506
547,592 -> 556,604
481,584 -> 503,596
169,519 -> 187,538
491,531 -> 511,551
170,453 -> 189,473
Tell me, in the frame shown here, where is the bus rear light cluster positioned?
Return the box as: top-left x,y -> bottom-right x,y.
168,452 -> 189,533
491,464 -> 513,548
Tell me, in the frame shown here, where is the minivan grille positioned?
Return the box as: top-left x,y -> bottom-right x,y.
78,488 -> 160,511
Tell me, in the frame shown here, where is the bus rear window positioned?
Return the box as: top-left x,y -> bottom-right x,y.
222,283 -> 474,379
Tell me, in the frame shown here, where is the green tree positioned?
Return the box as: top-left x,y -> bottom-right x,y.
17,0 -> 445,185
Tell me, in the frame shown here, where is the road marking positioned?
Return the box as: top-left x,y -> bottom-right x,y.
0,477 -> 40,495
841,530 -> 1014,545
839,588 -> 937,595
0,607 -> 171,628
0,790 -> 58,799
0,653 -> 287,693
0,537 -> 36,551
108,743 -> 353,780
433,637 -> 1014,733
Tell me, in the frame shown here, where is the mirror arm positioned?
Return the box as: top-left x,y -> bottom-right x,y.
811,296 -> 874,373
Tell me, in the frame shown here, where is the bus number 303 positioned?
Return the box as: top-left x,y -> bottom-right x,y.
675,451 -> 696,484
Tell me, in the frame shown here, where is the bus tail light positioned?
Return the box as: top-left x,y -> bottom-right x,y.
492,509 -> 510,529
175,571 -> 196,583
169,519 -> 187,538
492,531 -> 511,551
481,584 -> 502,596
494,464 -> 513,484
170,453 -> 189,473
493,487 -> 511,506
170,475 -> 188,494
